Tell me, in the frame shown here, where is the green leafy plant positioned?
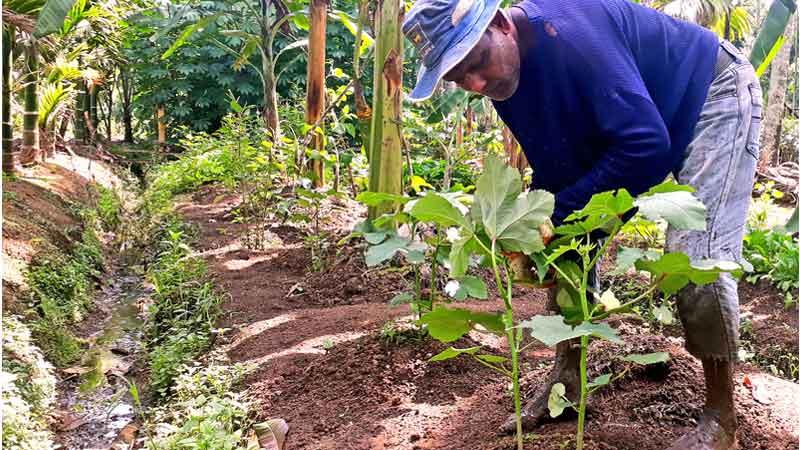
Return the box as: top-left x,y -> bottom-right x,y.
743,227 -> 799,307
522,182 -> 742,450
354,187 -> 482,322
406,156 -> 741,449
406,155 -> 553,449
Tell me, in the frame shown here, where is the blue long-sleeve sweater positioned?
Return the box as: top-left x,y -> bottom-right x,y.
493,0 -> 719,224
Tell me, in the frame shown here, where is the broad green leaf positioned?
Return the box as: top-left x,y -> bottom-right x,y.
356,191 -> 410,207
410,193 -> 468,228
430,346 -> 481,361
776,207 -> 798,234
749,0 -> 797,77
634,191 -> 706,230
642,180 -> 696,194
621,352 -> 670,365
406,250 -> 426,264
474,155 -> 523,237
564,189 -> 635,222
330,10 -> 374,56
420,307 -> 505,342
652,304 -> 674,325
365,236 -> 409,266
635,253 -> 742,296
389,291 -> 414,306
587,373 -> 612,389
494,190 -> 554,254
612,246 -> 661,275
292,13 -> 310,30
34,0 -> 77,37
449,235 -> 476,278
476,354 -> 508,364
521,316 -> 622,347
597,289 -> 621,311
454,275 -> 488,300
364,231 -> 389,244
548,383 -> 573,418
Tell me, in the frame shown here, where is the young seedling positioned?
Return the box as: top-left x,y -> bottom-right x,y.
354,188 -> 482,321
521,182 -> 743,450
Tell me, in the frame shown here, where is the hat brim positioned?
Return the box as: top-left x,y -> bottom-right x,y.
406,0 -> 503,103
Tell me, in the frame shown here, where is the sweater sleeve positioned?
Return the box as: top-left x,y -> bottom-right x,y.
551,22 -> 673,224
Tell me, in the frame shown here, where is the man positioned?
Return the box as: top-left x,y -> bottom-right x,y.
401,0 -> 762,448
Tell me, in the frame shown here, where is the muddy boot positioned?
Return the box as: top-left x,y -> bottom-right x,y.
499,337 -> 581,434
667,359 -> 737,450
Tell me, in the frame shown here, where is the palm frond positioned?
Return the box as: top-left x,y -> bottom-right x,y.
38,82 -> 73,127
711,7 -> 753,41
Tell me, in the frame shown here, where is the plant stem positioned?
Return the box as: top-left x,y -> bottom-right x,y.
490,242 -> 523,450
576,335 -> 589,450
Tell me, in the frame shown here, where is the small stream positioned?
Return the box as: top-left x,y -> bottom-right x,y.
54,273 -> 151,450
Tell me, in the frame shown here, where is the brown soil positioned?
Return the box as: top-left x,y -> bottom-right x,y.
176,184 -> 799,450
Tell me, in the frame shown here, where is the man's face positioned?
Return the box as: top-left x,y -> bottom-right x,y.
443,15 -> 521,101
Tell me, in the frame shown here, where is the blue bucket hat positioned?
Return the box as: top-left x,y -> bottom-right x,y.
402,0 -> 502,102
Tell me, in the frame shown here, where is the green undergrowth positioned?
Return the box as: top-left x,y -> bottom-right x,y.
1,316 -> 57,449
144,218 -> 223,398
141,354 -> 258,449
24,209 -> 106,366
2,181 -> 124,448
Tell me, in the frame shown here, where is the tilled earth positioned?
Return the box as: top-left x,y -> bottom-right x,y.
176,185 -> 799,450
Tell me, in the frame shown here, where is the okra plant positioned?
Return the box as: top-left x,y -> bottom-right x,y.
523,181 -> 742,450
401,156 -> 742,450
354,188 -> 486,320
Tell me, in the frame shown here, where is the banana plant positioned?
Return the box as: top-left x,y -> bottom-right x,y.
160,0 -> 373,139
750,0 -> 797,77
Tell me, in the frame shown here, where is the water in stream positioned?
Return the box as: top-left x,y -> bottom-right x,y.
54,273 -> 151,450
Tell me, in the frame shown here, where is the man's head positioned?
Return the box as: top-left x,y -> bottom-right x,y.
402,0 -> 521,102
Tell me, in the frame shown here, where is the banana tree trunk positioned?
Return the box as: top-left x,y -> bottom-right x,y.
759,16 -> 796,171
353,0 -> 372,158
367,0 -> 404,219
2,27 -> 15,174
20,44 -> 40,165
306,0 -> 328,188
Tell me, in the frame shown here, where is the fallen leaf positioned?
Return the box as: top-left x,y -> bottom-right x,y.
751,381 -> 773,404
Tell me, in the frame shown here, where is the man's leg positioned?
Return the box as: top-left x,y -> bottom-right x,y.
666,43 -> 761,450
500,288 -> 582,433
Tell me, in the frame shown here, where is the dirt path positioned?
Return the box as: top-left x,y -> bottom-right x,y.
177,185 -> 799,450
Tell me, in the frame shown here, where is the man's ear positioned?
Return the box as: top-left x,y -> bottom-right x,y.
490,9 -> 513,34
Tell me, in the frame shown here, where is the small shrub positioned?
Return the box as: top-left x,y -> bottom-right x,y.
94,185 -> 123,231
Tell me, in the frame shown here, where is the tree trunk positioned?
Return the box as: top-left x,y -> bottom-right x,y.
156,105 -> 166,147
89,82 -> 98,139
353,0 -> 372,157
260,16 -> 280,139
39,125 -> 54,159
503,125 -> 528,174
759,16 -> 796,172
20,44 -> 40,165
2,27 -> 15,174
120,69 -> 133,143
306,0 -> 328,188
367,0 -> 404,219
75,80 -> 87,142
